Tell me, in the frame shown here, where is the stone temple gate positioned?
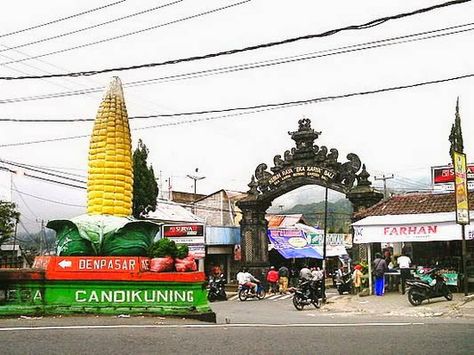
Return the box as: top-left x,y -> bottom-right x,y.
236,118 -> 383,269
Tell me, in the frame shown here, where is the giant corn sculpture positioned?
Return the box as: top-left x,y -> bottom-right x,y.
88,77 -> 133,217
47,77 -> 159,256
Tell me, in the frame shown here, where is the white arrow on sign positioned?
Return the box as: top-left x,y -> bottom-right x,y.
58,260 -> 72,268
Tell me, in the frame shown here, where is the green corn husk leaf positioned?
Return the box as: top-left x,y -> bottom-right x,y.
47,220 -> 96,256
47,214 -> 161,256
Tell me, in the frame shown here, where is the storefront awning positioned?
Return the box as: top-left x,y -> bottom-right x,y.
352,212 -> 474,243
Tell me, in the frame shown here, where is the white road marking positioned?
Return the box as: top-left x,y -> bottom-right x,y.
228,295 -> 239,301
0,322 -> 425,332
268,295 -> 281,300
280,294 -> 293,300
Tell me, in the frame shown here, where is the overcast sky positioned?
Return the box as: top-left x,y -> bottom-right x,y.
0,0 -> 473,234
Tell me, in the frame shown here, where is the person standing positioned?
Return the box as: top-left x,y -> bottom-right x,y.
397,251 -> 412,294
373,253 -> 388,296
352,264 -> 363,294
278,265 -> 289,294
266,266 -> 279,294
289,265 -> 299,287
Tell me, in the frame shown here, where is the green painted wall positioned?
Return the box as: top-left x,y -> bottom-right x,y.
0,280 -> 211,317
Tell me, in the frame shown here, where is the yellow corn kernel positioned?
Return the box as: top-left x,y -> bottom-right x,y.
87,77 -> 133,217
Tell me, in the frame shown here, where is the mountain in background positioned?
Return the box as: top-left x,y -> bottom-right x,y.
280,198 -> 353,233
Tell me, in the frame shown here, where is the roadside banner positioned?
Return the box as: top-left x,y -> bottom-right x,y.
267,229 -> 322,259
453,151 -> 470,225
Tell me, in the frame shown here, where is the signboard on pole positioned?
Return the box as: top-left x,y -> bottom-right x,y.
431,163 -> 474,193
162,224 -> 205,259
453,152 -> 470,225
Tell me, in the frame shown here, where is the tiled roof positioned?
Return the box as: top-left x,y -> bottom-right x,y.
355,192 -> 474,219
266,214 -> 306,228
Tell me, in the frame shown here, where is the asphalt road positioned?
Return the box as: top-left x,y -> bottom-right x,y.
1,295 -> 473,355
1,321 -> 473,355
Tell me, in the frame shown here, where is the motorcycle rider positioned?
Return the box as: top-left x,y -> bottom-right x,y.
311,267 -> 324,281
299,265 -> 312,281
237,267 -> 258,294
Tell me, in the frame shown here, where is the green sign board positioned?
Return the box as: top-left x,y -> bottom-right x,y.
0,280 -> 211,317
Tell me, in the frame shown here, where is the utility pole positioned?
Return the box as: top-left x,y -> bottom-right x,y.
322,186 -> 328,303
449,98 -> 469,296
36,218 -> 46,255
374,174 -> 394,199
186,168 -> 205,198
157,170 -> 163,199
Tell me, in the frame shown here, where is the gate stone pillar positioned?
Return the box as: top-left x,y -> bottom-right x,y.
238,200 -> 271,268
346,165 -> 383,262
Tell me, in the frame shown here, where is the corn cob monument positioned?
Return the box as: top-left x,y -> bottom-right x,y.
0,77 -> 214,321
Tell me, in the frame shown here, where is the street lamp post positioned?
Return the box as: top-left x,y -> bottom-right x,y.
186,168 -> 205,198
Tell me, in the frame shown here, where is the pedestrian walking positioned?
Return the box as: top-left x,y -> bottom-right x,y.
266,266 -> 279,294
278,265 -> 289,294
373,253 -> 388,296
397,251 -> 412,294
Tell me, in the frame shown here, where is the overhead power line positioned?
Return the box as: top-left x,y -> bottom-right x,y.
0,164 -> 86,189
0,0 -> 127,39
0,0 -> 469,80
0,158 -> 87,184
0,71 -> 473,133
0,1 -> 184,54
0,0 -> 251,68
0,71 -> 473,149
12,188 -> 86,208
1,21 -> 473,106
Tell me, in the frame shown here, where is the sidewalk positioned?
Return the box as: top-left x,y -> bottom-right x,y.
322,292 -> 474,319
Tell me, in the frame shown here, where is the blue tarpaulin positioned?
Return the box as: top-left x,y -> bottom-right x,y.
267,229 -> 323,259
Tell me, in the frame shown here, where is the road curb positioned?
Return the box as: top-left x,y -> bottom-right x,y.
462,294 -> 474,303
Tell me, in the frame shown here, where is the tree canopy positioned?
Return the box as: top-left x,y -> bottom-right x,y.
0,201 -> 20,245
132,139 -> 159,218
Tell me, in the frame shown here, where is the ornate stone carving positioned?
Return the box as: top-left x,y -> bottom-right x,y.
271,154 -> 284,173
254,163 -> 272,193
238,118 -> 382,266
248,118 -> 370,198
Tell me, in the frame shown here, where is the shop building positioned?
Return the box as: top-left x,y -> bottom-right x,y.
352,192 -> 474,291
192,190 -> 246,282
144,199 -> 205,270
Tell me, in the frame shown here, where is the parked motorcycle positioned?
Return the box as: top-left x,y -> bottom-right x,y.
406,268 -> 453,306
335,272 -> 352,295
238,280 -> 266,301
293,279 -> 322,310
207,274 -> 227,302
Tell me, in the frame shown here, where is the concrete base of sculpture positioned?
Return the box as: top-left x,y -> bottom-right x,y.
0,257 -> 215,323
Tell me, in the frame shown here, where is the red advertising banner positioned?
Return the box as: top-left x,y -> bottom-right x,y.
432,164 -> 474,192
163,224 -> 204,237
50,256 -> 148,273
162,225 -> 205,259
38,256 -> 205,282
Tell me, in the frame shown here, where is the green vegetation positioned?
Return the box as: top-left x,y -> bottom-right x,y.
282,198 -> 353,233
176,244 -> 189,259
132,139 -> 159,218
149,238 -> 177,258
0,201 -> 20,246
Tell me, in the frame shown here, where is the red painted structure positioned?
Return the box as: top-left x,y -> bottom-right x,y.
30,256 -> 205,282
